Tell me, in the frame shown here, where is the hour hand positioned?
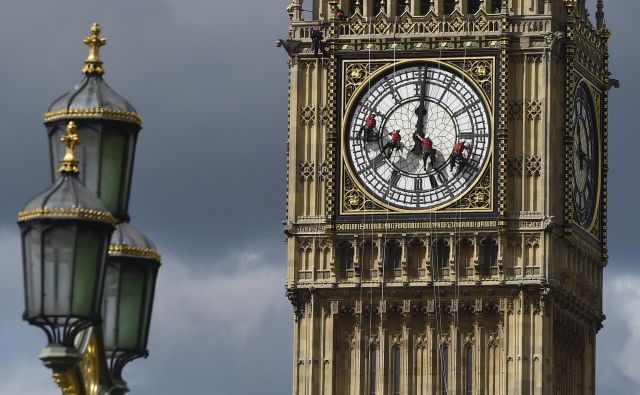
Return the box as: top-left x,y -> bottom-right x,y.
413,71 -> 428,154
578,149 -> 587,170
575,133 -> 587,169
412,128 -> 424,155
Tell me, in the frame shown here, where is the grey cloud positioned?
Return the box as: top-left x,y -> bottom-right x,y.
597,272 -> 640,393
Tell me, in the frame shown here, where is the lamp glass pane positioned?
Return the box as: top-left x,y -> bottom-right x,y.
103,261 -> 121,348
43,226 -> 76,316
120,132 -> 136,215
72,228 -> 102,316
140,266 -> 158,348
77,126 -> 101,193
23,229 -> 42,316
118,264 -> 145,348
49,127 -> 65,180
100,131 -> 126,215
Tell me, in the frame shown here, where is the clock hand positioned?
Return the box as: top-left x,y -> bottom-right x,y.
412,67 -> 428,155
575,129 -> 587,170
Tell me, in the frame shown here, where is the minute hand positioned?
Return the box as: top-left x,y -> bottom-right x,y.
412,69 -> 428,154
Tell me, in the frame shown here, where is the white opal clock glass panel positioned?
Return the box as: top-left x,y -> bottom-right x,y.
345,63 -> 492,210
572,82 -> 599,228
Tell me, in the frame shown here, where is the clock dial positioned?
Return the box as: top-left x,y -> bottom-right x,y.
572,82 -> 599,228
344,62 -> 491,210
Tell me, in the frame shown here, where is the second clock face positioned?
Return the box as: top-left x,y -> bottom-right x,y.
573,82 -> 599,228
344,62 -> 492,210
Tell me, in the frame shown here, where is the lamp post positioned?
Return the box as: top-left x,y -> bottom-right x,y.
18,24 -> 160,394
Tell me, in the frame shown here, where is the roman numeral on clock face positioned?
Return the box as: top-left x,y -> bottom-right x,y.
389,170 -> 401,187
414,178 -> 423,191
372,154 -> 386,170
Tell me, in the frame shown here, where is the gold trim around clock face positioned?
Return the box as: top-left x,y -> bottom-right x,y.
339,57 -> 495,215
572,77 -> 602,236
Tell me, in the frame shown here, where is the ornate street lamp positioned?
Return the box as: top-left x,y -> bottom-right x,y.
104,222 -> 161,394
18,24 -> 160,394
18,121 -> 116,371
45,23 -> 141,222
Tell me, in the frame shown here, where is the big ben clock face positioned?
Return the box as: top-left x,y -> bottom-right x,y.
572,82 -> 599,228
344,61 -> 492,210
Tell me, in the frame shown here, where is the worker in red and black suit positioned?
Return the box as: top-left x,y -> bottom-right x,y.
359,114 -> 377,142
382,130 -> 403,159
416,134 -> 436,171
450,140 -> 469,172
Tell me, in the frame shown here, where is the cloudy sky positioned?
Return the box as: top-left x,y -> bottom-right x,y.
0,0 -> 637,393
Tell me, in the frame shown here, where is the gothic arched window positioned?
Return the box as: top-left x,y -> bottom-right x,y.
373,0 -> 384,15
465,345 -> 473,395
393,346 -> 401,395
348,0 -> 359,15
396,0 -> 407,16
456,238 -> 474,274
420,0 -> 431,15
469,0 -> 482,13
339,242 -> 355,272
369,346 -> 377,395
481,238 -> 498,274
492,0 -> 502,13
432,239 -> 450,269
444,0 -> 456,14
386,241 -> 402,270
441,344 -> 449,394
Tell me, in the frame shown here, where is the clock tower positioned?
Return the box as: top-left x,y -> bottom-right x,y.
281,0 -> 611,394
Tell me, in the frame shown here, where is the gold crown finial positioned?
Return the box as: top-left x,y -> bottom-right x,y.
82,23 -> 107,76
59,121 -> 81,174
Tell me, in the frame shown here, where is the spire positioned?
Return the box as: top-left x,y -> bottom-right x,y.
596,0 -> 604,29
59,121 -> 80,174
82,23 -> 107,76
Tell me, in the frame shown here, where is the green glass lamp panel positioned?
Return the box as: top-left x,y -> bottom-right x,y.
78,126 -> 101,193
100,131 -> 127,215
117,265 -> 145,348
72,229 -> 102,316
139,267 -> 158,347
121,133 -> 136,214
43,226 -> 76,316
23,229 -> 43,316
103,261 -> 121,347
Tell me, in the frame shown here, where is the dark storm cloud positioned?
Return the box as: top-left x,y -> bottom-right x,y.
0,0 -> 638,394
0,0 -> 292,258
